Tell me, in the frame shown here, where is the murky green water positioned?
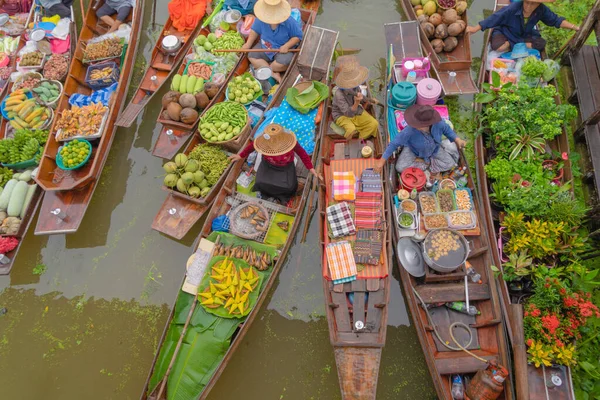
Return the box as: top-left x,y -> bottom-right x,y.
0,0 -> 496,398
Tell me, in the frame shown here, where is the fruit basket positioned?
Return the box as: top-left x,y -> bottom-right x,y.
84,61 -> 120,90
225,72 -> 262,105
31,80 -> 63,107
229,202 -> 271,239
56,139 -> 93,170
0,91 -> 33,120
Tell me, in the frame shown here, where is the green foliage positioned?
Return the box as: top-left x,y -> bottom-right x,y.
521,56 -> 547,80
0,129 -> 48,164
32,264 -> 47,275
541,0 -> 597,57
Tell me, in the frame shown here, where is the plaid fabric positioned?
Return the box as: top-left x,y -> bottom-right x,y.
333,171 -> 356,201
360,169 -> 383,193
326,241 -> 358,281
333,276 -> 357,285
326,202 -> 356,238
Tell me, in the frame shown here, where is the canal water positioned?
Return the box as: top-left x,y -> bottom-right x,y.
0,0 -> 494,398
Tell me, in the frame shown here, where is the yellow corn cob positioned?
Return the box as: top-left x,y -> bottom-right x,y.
18,103 -> 34,119
25,107 -> 45,123
10,120 -> 24,130
13,116 -> 29,128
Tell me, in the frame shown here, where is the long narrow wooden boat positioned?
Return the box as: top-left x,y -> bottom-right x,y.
317,81 -> 391,399
383,19 -> 514,399
473,1 -> 575,399
140,62 -> 330,399
32,0 -> 144,235
398,0 -> 478,95
151,7 -> 317,160
0,7 -> 77,275
151,12 -> 317,240
116,16 -> 204,128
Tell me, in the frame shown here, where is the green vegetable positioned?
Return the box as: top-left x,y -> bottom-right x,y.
0,179 -> 17,210
188,143 -> 229,186
18,170 -> 32,182
7,181 -> 27,217
0,129 -> 48,165
179,74 -> 189,93
193,78 -> 204,94
399,213 -> 413,227
186,75 -> 197,94
20,183 -> 36,219
172,74 -> 182,91
210,31 -> 245,54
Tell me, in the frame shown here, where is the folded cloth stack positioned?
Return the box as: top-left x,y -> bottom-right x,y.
354,192 -> 382,229
360,168 -> 382,193
326,241 -> 357,284
332,171 -> 356,201
354,229 -> 383,265
327,201 -> 356,239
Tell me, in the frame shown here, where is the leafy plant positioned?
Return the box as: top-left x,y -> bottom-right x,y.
475,71 -> 513,104
502,251 -> 534,282
520,56 -> 547,80
509,126 -> 546,161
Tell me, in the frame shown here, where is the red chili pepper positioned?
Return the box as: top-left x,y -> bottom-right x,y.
0,237 -> 19,254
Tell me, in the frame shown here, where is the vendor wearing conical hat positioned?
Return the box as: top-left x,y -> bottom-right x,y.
466,0 -> 579,52
229,123 -> 319,203
241,0 -> 303,83
332,59 -> 379,140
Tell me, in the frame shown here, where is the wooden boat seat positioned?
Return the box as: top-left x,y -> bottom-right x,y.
569,46 -> 600,133
151,62 -> 173,72
415,283 -> 490,303
435,353 -> 495,375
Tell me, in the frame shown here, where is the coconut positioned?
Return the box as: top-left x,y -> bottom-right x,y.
176,178 -> 187,193
204,82 -> 219,99
429,13 -> 442,26
448,22 -> 465,36
421,22 -> 435,39
431,38 -> 444,53
456,19 -> 466,31
195,91 -> 210,109
455,1 -> 467,15
185,159 -> 199,173
443,36 -> 459,52
167,102 -> 182,121
193,170 -> 205,184
423,0 -> 437,15
442,9 -> 458,25
188,186 -> 201,198
181,172 -> 195,186
179,93 -> 197,109
164,173 -> 178,188
180,108 -> 199,125
163,161 -> 177,173
417,14 -> 429,24
161,91 -> 180,108
161,110 -> 172,121
175,153 -> 188,168
435,23 -> 449,40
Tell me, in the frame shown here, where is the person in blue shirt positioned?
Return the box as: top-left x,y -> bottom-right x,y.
466,0 -> 579,53
241,0 -> 303,83
374,105 -> 466,175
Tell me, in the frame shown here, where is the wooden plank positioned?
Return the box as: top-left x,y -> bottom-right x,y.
331,291 -> 352,332
561,3 -> 600,62
334,347 -> 381,400
383,21 -> 422,61
570,48 -> 596,121
435,355 -> 493,375
298,26 -> 338,81
152,127 -> 195,159
365,288 -> 384,332
366,278 -> 380,292
34,184 -> 96,235
151,194 -> 208,240
333,142 -> 345,160
351,279 -> 366,292
429,306 -> 479,352
333,283 -> 344,293
414,283 -> 490,303
336,332 -> 382,345
353,292 -> 366,331
585,123 -> 600,193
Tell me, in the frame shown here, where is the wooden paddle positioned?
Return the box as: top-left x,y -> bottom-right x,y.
301,166 -> 321,243
214,48 -> 301,53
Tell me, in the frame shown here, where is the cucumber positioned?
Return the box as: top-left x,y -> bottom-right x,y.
0,179 -> 18,211
187,76 -> 197,94
12,173 -> 20,180
20,184 -> 37,219
7,181 -> 27,217
179,75 -> 189,93
19,170 -> 32,182
194,78 -> 204,94
172,74 -> 182,92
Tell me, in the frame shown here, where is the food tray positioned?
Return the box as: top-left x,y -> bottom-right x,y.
229,202 -> 271,239
436,189 -> 456,213
439,178 -> 456,190
448,210 -> 477,230
400,199 -> 417,213
12,72 -> 43,92
81,38 -> 126,64
16,53 -> 46,72
183,59 -> 215,81
397,209 -> 417,230
0,91 -> 33,120
423,213 -> 449,230
454,187 -> 474,211
84,61 -> 119,90
55,111 -> 108,142
1,149 -> 39,169
56,139 -> 93,170
418,191 -> 438,215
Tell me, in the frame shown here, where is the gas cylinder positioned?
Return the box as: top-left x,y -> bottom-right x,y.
465,361 -> 508,400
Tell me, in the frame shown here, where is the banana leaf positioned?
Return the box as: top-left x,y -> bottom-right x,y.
285,81 -> 329,114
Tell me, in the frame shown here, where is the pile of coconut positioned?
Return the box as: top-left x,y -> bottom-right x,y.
413,0 -> 468,54
160,83 -> 220,127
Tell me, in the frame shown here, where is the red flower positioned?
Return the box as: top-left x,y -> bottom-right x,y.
559,288 -> 566,295
542,315 -> 560,334
544,283 -> 551,288
531,309 -> 541,317
561,152 -> 568,160
526,339 -> 533,347
556,340 -> 564,348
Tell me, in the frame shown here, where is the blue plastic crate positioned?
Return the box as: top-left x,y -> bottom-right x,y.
85,61 -> 120,90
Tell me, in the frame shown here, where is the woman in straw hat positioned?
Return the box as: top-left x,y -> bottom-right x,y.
466,0 -> 579,52
229,123 -> 319,203
331,60 -> 379,140
241,0 -> 303,83
374,105 -> 466,176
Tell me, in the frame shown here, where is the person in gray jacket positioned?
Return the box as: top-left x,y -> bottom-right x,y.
96,0 -> 134,32
40,0 -> 72,18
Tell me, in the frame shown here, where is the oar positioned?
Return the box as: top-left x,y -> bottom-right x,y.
214,48 -> 301,53
301,166 -> 320,243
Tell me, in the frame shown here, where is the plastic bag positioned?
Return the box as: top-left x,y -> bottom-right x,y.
17,41 -> 38,57
51,18 -> 71,40
209,11 -> 228,32
88,25 -> 132,45
68,83 -> 117,107
543,59 -> 560,82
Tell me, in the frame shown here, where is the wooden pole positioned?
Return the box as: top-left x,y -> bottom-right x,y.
508,304 -> 529,400
79,0 -> 85,22
301,174 -> 317,243
152,0 -> 157,29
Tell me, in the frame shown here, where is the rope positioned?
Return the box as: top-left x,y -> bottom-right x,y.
412,285 -> 488,363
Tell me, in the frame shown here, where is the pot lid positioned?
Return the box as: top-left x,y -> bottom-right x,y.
392,81 -> 416,102
224,9 -> 242,23
162,35 -> 180,48
397,238 -> 425,277
401,167 -> 426,188
31,29 -> 46,42
416,78 -> 442,100
255,67 -> 272,80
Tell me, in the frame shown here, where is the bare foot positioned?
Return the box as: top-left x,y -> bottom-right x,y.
272,71 -> 282,83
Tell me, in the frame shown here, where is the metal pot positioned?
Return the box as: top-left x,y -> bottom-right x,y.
422,228 -> 470,273
161,35 -> 181,54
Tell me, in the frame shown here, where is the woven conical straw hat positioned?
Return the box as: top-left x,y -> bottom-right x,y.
254,123 -> 297,156
335,59 -> 369,89
254,0 -> 292,24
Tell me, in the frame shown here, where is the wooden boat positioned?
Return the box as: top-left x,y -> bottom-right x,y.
383,20 -> 514,400
398,0 -> 478,95
140,63 -> 330,399
151,12 -> 317,240
32,0 -> 144,235
0,10 -> 33,98
317,81 -> 392,399
473,1 -> 575,399
0,7 -> 77,275
151,7 -> 317,160
116,16 -> 204,128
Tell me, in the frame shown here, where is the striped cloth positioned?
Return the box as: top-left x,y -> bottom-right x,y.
355,192 -> 382,229
326,241 -> 357,282
333,171 -> 356,201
